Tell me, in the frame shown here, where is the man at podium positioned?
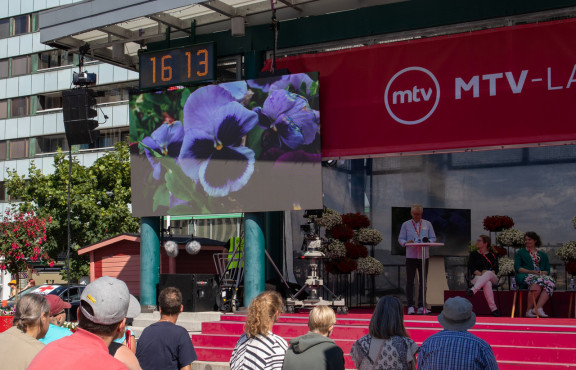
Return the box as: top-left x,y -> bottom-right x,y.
398,204 -> 437,315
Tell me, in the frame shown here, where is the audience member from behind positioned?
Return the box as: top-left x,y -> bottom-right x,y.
230,291 -> 288,370
25,278 -> 37,290
350,296 -> 418,369
283,305 -> 344,370
39,294 -> 73,344
111,295 -> 141,357
467,235 -> 501,316
0,293 -> 49,369
28,276 -> 140,370
418,297 -> 498,370
136,287 -> 197,370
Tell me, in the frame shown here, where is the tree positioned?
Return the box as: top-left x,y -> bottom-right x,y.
0,209 -> 52,301
5,141 -> 140,282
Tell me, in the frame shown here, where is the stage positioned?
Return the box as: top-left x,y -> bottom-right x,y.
192,307 -> 576,369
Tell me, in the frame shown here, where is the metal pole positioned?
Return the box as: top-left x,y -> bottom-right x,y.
66,146 -> 71,320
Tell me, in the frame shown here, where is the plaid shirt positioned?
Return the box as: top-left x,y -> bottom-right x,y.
417,330 -> 499,370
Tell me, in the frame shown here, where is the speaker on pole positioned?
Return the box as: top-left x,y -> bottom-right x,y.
62,88 -> 99,145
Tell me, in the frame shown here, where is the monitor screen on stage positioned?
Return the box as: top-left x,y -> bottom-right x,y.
129,72 -> 322,216
391,207 -> 471,256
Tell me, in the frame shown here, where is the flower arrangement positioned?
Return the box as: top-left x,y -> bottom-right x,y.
341,213 -> 370,230
355,228 -> 383,246
325,257 -> 357,274
497,228 -> 525,247
321,240 -> 347,259
497,256 -> 515,276
356,257 -> 384,275
0,307 -> 15,316
483,215 -> 514,232
328,223 -> 354,241
61,321 -> 78,332
315,209 -> 342,230
557,241 -> 576,262
318,210 -> 384,275
345,242 -> 368,259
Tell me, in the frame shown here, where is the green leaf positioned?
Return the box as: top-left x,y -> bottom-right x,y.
152,183 -> 170,211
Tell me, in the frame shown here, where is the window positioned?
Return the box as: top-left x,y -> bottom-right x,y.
0,100 -> 7,119
0,19 -> 9,38
37,93 -> 62,111
9,138 -> 29,159
11,97 -> 30,117
12,15 -> 30,36
96,129 -> 129,148
38,50 -> 74,70
35,135 -> 68,154
99,88 -> 130,104
0,182 -> 5,202
0,59 -> 8,78
11,55 -> 30,77
0,141 -> 6,160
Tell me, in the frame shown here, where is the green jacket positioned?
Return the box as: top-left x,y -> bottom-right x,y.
283,332 -> 345,370
514,248 -> 551,288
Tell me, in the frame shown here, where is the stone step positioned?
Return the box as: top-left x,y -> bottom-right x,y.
130,311 -> 222,338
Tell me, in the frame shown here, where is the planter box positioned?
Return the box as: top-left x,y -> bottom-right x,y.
0,316 -> 13,333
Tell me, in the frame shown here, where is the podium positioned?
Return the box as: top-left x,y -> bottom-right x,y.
405,242 -> 444,314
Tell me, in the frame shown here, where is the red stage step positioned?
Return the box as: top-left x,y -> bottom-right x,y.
191,312 -> 576,369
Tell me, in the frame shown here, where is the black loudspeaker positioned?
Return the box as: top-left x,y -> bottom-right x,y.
62,88 -> 98,145
158,274 -> 219,312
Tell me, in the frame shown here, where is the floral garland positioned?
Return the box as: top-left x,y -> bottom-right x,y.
483,215 -> 514,232
356,257 -> 384,275
497,256 -> 515,276
557,241 -> 576,262
497,228 -> 525,247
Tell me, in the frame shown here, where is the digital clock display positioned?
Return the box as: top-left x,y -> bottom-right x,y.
139,42 -> 216,90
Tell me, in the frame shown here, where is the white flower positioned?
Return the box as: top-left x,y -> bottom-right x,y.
321,239 -> 346,258
497,228 -> 525,247
356,256 -> 384,275
355,228 -> 383,246
316,208 -> 342,229
557,241 -> 576,262
497,256 -> 514,276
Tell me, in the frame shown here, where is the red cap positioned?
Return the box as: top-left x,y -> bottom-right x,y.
45,295 -> 71,316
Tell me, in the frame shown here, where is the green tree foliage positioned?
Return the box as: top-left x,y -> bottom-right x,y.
5,142 -> 140,281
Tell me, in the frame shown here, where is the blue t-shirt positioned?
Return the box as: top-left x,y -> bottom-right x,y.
136,321 -> 198,370
39,323 -> 73,345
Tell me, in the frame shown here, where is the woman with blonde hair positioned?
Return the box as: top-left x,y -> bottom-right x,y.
230,290 -> 287,370
0,293 -> 50,369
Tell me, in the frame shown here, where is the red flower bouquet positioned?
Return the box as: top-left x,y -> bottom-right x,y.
341,212 -> 371,230
345,242 -> 368,259
328,223 -> 354,241
482,215 -> 514,232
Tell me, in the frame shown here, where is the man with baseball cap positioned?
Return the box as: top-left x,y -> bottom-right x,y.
417,296 -> 498,369
28,276 -> 140,370
39,295 -> 73,344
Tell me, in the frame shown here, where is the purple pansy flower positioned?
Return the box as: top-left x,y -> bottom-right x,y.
141,121 -> 184,179
269,73 -> 313,95
247,75 -> 286,93
179,85 -> 259,197
254,90 -> 318,150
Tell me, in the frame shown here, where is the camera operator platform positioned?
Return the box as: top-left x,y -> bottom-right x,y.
285,211 -> 347,314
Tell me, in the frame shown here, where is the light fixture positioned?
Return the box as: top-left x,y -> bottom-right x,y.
164,240 -> 179,258
185,240 -> 201,255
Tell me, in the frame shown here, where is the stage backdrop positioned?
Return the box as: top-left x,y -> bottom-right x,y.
265,19 -> 576,158
391,207 -> 471,257
129,72 -> 322,217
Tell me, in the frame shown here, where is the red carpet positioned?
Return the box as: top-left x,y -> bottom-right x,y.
192,310 -> 576,369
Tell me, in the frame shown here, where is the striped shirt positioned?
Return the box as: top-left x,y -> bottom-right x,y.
230,332 -> 288,370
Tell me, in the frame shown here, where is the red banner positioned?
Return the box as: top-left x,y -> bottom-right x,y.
265,19 -> 576,158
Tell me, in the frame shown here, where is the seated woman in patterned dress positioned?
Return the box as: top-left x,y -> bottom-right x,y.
350,296 -> 419,370
514,231 -> 556,318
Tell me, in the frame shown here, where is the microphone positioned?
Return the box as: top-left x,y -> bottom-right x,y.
422,237 -> 430,243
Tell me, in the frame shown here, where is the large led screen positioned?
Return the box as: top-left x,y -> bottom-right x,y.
130,72 -> 322,216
